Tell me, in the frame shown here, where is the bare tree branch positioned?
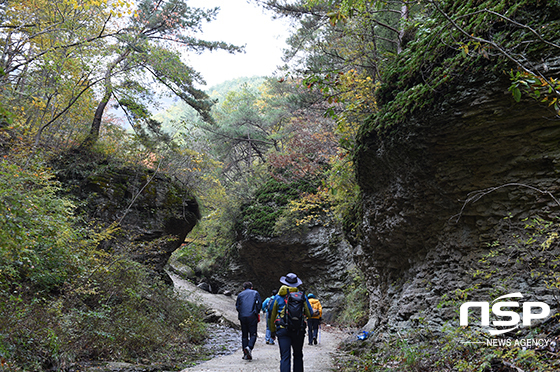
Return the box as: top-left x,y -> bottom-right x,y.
450,183 -> 560,224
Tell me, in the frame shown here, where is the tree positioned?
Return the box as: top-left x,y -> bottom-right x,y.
259,0 -> 415,81
197,81 -> 282,186
291,0 -> 560,118
256,0 -> 408,149
0,0 -> 115,146
83,0 -> 243,147
267,114 -> 337,181
0,0 -> 243,148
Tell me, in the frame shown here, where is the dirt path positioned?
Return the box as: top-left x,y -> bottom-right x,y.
170,273 -> 348,372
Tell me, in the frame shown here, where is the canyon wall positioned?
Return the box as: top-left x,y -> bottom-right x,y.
209,226 -> 354,321
354,60 -> 560,331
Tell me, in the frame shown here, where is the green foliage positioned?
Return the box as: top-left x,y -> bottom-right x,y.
174,187 -> 241,272
1,0 -> 243,149
272,143 -> 360,236
118,97 -> 173,150
207,76 -> 268,103
0,156 -> 83,294
256,177 -> 321,204
156,76 -> 267,134
243,204 -> 284,237
196,79 -> 290,189
63,259 -> 207,363
0,257 -> 208,370
362,0 -> 560,134
163,77 -> 288,276
274,190 -> 334,234
509,70 -> 560,115
337,267 -> 369,327
0,149 -> 208,370
240,177 -> 323,237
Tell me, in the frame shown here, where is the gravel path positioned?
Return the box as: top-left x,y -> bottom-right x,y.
170,273 -> 348,372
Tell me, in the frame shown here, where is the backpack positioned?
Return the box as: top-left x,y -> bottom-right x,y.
283,291 -> 306,332
309,298 -> 322,318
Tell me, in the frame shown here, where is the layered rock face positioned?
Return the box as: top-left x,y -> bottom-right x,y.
210,226 -> 354,321
55,150 -> 200,281
354,65 -> 560,330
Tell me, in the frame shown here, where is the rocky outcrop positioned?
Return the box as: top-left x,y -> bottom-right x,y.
354,59 -> 560,330
208,226 -> 354,322
54,149 -> 200,282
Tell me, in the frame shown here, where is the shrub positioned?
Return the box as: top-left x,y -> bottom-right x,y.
62,259 -> 207,364
0,158 -> 83,295
0,155 -> 208,370
337,268 -> 369,327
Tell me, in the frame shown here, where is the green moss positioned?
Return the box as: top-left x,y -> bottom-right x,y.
165,184 -> 184,208
242,205 -> 283,237
254,177 -> 321,205
241,177 -> 323,237
360,0 -> 560,138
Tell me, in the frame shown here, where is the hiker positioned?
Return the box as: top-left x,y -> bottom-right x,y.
306,293 -> 322,345
269,273 -> 313,372
235,281 -> 262,360
262,288 -> 278,345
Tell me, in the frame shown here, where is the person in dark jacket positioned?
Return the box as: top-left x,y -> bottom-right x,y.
235,281 -> 262,360
269,273 -> 313,372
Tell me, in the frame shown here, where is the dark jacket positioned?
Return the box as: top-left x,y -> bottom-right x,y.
236,288 -> 262,319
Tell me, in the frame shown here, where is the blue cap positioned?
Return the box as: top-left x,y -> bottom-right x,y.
308,293 -> 315,298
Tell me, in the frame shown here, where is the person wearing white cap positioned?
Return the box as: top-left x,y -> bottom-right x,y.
268,273 -> 313,372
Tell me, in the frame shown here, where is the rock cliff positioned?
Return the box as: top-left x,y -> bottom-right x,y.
54,149 -> 200,282
208,226 -> 354,321
354,57 -> 560,330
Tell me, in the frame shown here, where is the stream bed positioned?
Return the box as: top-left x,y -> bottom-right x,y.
198,323 -> 241,359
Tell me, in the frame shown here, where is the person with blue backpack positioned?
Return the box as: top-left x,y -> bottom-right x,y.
262,288 -> 278,345
269,273 -> 313,372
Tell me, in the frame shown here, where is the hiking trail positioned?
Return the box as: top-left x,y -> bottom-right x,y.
170,273 -> 350,372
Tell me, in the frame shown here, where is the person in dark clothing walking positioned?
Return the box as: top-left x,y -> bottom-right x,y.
269,273 -> 313,372
236,281 -> 262,360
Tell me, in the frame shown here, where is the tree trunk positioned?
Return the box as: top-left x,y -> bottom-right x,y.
397,4 -> 409,54
86,89 -> 112,144
81,50 -> 130,148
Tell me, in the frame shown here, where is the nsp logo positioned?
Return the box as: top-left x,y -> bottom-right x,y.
460,292 -> 550,335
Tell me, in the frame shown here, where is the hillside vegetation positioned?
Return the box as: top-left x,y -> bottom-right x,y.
2,0 -> 560,371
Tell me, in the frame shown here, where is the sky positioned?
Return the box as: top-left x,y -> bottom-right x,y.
184,0 -> 294,88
